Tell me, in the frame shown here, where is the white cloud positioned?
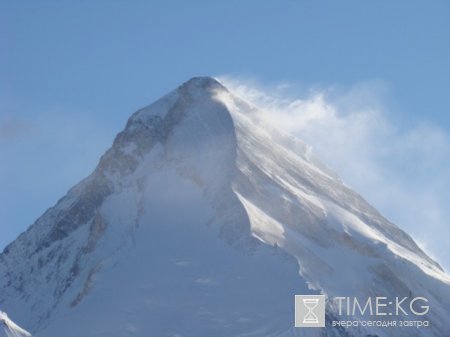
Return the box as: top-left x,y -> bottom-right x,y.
220,76 -> 450,272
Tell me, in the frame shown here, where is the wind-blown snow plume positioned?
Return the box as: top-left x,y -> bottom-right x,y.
0,312 -> 32,337
219,76 -> 450,271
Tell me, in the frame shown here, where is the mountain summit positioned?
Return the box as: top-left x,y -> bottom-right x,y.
1,77 -> 449,337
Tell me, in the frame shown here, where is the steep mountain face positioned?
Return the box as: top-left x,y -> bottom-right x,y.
0,77 -> 449,337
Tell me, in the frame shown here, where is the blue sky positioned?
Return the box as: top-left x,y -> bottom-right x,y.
1,1 -> 449,267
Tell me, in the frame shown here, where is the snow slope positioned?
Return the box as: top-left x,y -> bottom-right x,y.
0,77 -> 449,337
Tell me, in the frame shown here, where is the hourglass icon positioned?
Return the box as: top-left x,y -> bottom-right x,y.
302,298 -> 319,324
295,294 -> 325,327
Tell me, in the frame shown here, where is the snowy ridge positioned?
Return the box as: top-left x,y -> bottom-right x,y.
0,311 -> 32,337
0,77 -> 449,337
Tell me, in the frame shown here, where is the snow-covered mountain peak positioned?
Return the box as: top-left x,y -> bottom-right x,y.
127,76 -> 227,124
182,76 -> 226,91
1,77 -> 449,337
